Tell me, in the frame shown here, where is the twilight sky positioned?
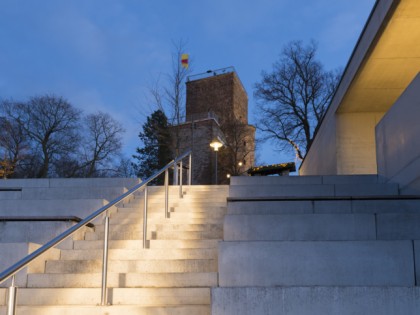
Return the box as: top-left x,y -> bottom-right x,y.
0,0 -> 376,166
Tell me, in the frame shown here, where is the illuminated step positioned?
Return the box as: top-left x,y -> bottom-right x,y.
45,259 -> 217,273
84,229 -> 222,241
58,248 -> 217,260
27,272 -> 218,288
0,287 -> 210,306
73,239 -> 219,250
0,305 -> 210,315
92,223 -> 222,234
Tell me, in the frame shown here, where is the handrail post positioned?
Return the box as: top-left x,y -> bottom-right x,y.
101,214 -> 110,306
143,186 -> 148,249
7,275 -> 17,315
173,163 -> 178,185
165,169 -> 169,218
188,153 -> 192,186
179,160 -> 183,198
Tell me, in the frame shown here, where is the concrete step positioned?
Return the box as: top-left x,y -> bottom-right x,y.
227,198 -> 420,214
83,229 -> 223,241
146,196 -> 227,202
0,221 -> 87,246
211,287 -> 420,315
0,287 -> 209,306
0,199 -> 108,217
58,248 -> 217,260
0,178 -> 140,189
116,205 -> 227,214
0,305 -> 210,315
377,213 -> 420,240
0,243 -> 60,287
155,224 -> 222,232
218,240 -> 414,286
127,200 -> 227,209
145,185 -> 228,193
73,239 -> 219,250
27,272 -> 218,288
92,223 -> 222,234
45,259 -> 217,273
106,215 -> 223,225
152,230 -> 223,240
165,212 -> 226,219
91,223 -> 222,234
171,206 -> 226,213
230,175 -> 384,186
229,183 -> 399,198
223,214 -> 376,241
20,187 -> 127,200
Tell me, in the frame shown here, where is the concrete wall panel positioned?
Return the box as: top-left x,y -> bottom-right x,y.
337,112 -> 385,174
223,214 -> 376,241
376,73 -> 420,193
218,241 -> 414,286
212,287 -> 420,315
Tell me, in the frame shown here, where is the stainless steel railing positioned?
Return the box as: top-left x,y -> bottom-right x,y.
0,150 -> 192,313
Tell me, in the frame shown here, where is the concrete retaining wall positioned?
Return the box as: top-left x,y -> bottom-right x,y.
376,73 -> 420,194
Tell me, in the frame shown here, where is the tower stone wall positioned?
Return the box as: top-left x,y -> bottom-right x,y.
186,72 -> 248,125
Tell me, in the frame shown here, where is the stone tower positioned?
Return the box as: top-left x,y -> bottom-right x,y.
173,68 -> 255,184
186,70 -> 248,125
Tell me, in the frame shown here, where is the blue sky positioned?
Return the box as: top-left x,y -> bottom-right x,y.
0,0 -> 376,166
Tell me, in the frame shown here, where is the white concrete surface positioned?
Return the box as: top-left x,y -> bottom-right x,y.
223,214 -> 376,241
352,199 -> 420,213
227,200 -> 313,214
21,187 -> 127,200
231,175 -> 383,186
0,221 -> 91,244
0,287 -> 210,306
336,112 -> 384,174
377,213 -> 420,239
229,182 -> 398,198
0,305 -> 210,315
0,199 -> 108,217
218,241 -> 414,286
229,184 -> 335,197
376,73 -> 420,193
0,178 -> 140,189
212,287 -> 420,315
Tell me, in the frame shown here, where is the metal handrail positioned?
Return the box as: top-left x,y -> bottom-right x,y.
0,150 -> 192,311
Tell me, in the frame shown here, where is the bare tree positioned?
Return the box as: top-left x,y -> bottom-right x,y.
0,101 -> 30,177
219,118 -> 256,180
145,40 -> 192,157
115,157 -> 136,178
81,112 -> 125,177
254,41 -> 341,160
1,96 -> 81,177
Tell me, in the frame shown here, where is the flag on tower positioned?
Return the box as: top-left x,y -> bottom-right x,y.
181,54 -> 189,69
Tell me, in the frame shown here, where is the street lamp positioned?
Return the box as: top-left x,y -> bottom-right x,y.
210,137 -> 223,184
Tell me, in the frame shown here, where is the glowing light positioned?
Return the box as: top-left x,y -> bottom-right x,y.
210,138 -> 223,151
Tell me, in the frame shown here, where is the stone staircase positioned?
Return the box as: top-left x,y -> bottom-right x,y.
0,185 -> 228,315
3,175 -> 420,314
213,175 -> 420,314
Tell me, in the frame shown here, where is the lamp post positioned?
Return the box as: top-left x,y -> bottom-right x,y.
210,138 -> 223,184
